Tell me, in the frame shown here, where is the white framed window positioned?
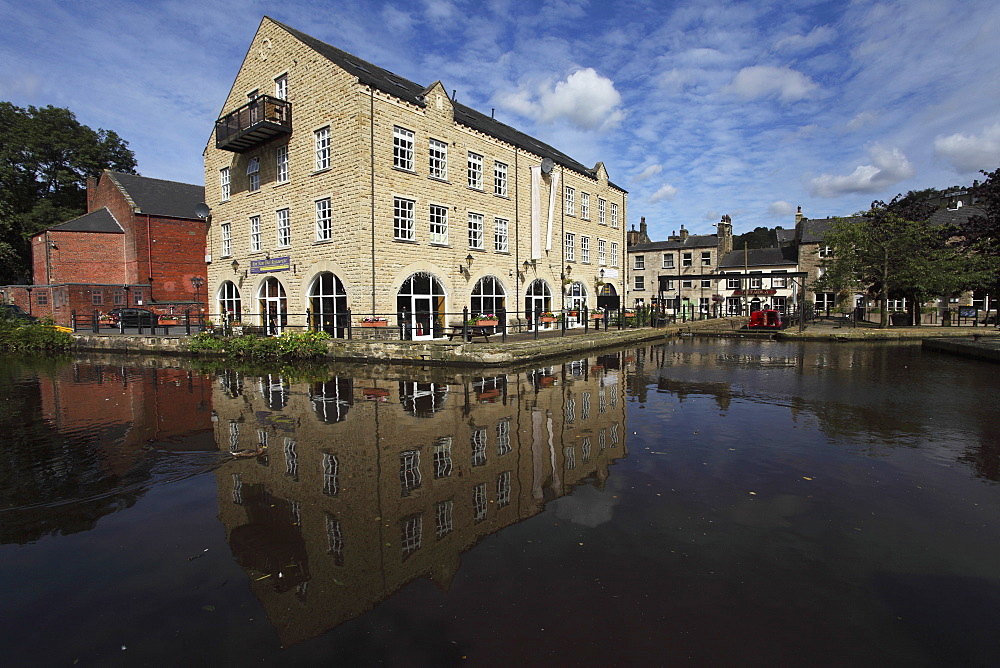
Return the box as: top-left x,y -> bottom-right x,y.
565,232 -> 575,261
468,212 -> 484,249
394,197 -> 415,241
598,239 -> 607,265
683,252 -> 693,267
599,198 -> 607,225
701,279 -> 711,288
221,222 -> 231,257
611,202 -> 618,228
610,241 -> 619,267
634,254 -> 645,270
750,273 -> 763,289
435,500 -> 453,538
701,251 -> 712,266
429,138 -> 447,180
401,514 -> 422,555
473,483 -> 487,522
580,192 -> 590,219
682,279 -> 692,288
275,145 -> 288,183
315,126 -> 330,171
430,204 -> 448,245
400,450 -> 421,496
315,198 -> 332,241
249,215 -> 261,252
635,275 -> 645,290
494,161 -> 508,196
819,245 -> 833,258
580,235 -> 590,263
497,471 -> 511,508
663,253 -> 674,269
494,218 -> 508,253
434,437 -> 453,479
773,271 -> 787,288
274,74 -> 287,100
471,427 -> 487,467
727,276 -> 741,289
496,420 -> 511,456
393,126 -> 414,171
220,167 -> 230,201
565,186 -> 575,216
468,152 -> 483,189
247,156 -> 260,192
276,208 -> 290,247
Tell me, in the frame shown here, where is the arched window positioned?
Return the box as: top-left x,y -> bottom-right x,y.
524,279 -> 552,329
396,272 -> 446,340
566,281 -> 588,326
258,277 -> 287,335
218,281 -> 242,319
308,272 -> 348,337
471,276 -> 506,318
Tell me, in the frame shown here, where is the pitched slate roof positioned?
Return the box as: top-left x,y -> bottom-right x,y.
106,172 -> 205,220
628,234 -> 720,252
797,216 -> 862,243
928,204 -> 985,227
719,246 -> 798,268
46,208 -> 123,234
270,18 -> 625,192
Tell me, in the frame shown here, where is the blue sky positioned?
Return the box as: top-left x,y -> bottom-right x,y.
3,0 -> 999,238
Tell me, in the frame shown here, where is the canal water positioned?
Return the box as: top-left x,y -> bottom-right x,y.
1,340 -> 997,666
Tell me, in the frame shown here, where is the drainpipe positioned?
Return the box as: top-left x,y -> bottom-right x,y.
370,86 -> 376,313
146,213 -> 154,302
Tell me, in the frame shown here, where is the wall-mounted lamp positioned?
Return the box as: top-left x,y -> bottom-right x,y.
466,254 -> 474,268
49,241 -> 57,250
599,268 -> 605,279
565,265 -> 572,274
231,259 -> 240,274
459,254 -> 474,276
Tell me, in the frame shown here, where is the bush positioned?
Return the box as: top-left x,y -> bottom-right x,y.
187,330 -> 331,359
0,318 -> 75,353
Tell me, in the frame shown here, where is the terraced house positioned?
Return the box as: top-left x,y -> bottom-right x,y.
205,17 -> 628,338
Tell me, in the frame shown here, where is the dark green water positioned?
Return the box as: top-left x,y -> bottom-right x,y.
1,340 -> 997,665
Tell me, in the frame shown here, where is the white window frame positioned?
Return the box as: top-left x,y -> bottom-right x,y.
701,251 -> 712,266
468,152 -> 483,189
634,254 -> 645,270
274,74 -> 287,100
494,161 -> 508,196
315,198 -> 332,241
610,241 -> 619,267
249,215 -> 261,252
727,276 -> 741,289
580,235 -> 590,263
565,186 -> 575,216
772,271 -> 787,288
429,138 -> 447,180
247,156 -> 260,192
611,202 -> 618,228
393,126 -> 414,171
598,239 -> 607,265
394,197 -> 415,241
663,253 -> 674,269
315,126 -> 330,171
276,208 -> 291,247
220,167 -> 230,202
275,145 -> 288,183
682,252 -> 693,267
635,275 -> 645,290
494,218 -> 508,253
468,212 -> 484,249
221,222 -> 231,257
580,192 -> 590,220
430,204 -> 448,245
565,232 -> 575,261
599,198 -> 606,225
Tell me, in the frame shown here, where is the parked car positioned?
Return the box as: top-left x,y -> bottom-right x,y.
0,303 -> 39,324
107,308 -> 157,327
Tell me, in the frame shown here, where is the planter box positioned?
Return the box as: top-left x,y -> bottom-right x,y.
474,320 -> 499,327
591,313 -> 606,319
361,320 -> 388,327
540,317 -> 559,323
567,311 -> 578,317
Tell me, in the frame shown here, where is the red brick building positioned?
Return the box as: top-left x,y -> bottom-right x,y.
0,171 -> 207,325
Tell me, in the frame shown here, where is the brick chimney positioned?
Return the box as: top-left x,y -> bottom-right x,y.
86,175 -> 99,213
678,224 -> 689,242
717,214 -> 733,257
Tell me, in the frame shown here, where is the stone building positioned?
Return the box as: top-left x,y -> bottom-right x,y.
204,17 -> 628,338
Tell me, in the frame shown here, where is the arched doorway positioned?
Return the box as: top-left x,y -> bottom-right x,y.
471,276 -> 506,321
218,281 -> 242,321
524,279 -> 552,330
308,272 -> 348,337
566,281 -> 588,327
597,283 -> 619,312
258,277 -> 287,335
397,272 -> 445,340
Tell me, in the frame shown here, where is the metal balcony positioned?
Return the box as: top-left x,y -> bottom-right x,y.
215,96 -> 291,153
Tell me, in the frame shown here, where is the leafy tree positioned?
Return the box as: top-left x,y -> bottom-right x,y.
734,226 -> 781,249
964,167 -> 1000,324
0,103 -> 137,284
816,194 -> 965,327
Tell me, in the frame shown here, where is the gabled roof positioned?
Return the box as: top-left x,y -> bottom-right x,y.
42,208 -> 123,234
269,18 -> 625,192
798,216 -> 862,244
629,234 -> 719,252
106,172 -> 205,219
928,204 -> 985,227
718,246 -> 798,268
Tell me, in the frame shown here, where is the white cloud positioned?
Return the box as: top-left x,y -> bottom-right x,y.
933,123 -> 1000,173
648,183 -> 678,203
634,164 -> 663,182
845,111 -> 877,131
774,25 -> 835,52
496,68 -> 625,131
768,201 -> 797,217
726,65 -> 819,103
810,145 -> 915,197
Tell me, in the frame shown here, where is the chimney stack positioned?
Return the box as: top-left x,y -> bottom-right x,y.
86,175 -> 99,213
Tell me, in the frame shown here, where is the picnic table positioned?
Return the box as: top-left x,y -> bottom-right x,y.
446,325 -> 493,342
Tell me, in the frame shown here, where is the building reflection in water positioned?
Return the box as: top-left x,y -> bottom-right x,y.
211,353 -> 628,646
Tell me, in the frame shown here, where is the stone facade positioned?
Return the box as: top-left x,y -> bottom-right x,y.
204,18 -> 628,337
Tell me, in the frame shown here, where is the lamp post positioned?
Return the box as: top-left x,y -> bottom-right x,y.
191,276 -> 204,325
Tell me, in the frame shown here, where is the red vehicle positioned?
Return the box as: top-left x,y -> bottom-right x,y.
747,309 -> 786,329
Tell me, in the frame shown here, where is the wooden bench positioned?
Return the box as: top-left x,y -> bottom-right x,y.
446,325 -> 492,342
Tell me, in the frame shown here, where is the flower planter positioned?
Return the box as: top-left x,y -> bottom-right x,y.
477,389 -> 500,401
591,313 -> 605,319
567,311 -> 578,317
540,317 -> 559,323
363,387 -> 389,400
474,320 -> 498,327
361,320 -> 388,327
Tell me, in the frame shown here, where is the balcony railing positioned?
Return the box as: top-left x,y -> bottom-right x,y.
215,95 -> 291,152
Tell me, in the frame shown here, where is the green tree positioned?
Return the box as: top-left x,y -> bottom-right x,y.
964,167 -> 1000,324
0,103 -> 137,284
816,194 -> 964,328
734,226 -> 781,249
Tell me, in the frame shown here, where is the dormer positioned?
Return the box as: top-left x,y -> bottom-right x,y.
421,81 -> 454,121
